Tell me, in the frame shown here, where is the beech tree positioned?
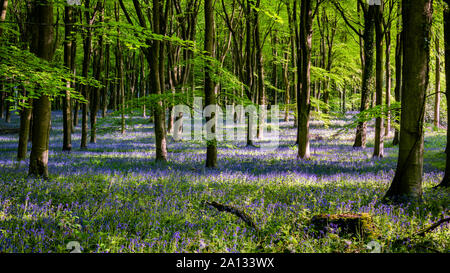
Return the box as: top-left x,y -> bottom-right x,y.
62,3 -> 76,152
385,0 -> 434,201
28,0 -> 54,179
205,0 -> 217,168
438,0 -> 450,188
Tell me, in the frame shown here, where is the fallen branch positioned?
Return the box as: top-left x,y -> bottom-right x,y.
391,216 -> 450,252
415,217 -> 450,237
203,200 -> 258,231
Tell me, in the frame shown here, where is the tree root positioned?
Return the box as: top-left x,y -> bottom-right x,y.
203,200 -> 258,231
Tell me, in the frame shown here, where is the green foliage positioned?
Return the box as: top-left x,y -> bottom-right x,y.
0,44 -> 97,111
340,102 -> 401,131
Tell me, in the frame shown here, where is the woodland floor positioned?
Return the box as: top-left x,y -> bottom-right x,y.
0,111 -> 448,253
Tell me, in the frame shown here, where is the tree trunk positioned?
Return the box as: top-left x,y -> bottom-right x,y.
5,93 -> 10,123
385,30 -> 391,136
115,3 -> 125,135
81,0 -> 93,149
17,88 -> 31,161
90,1 -> 104,144
354,5 -> 376,148
298,0 -> 313,160
245,0 -> 255,147
434,36 -> 440,130
392,3 -> 402,146
293,0 -> 301,144
384,0 -> 433,201
151,0 -> 168,162
438,1 -> 450,188
373,3 -> 384,158
0,85 -> 4,120
102,42 -> 110,118
205,0 -> 217,168
272,33 -> 278,106
283,51 -> 290,122
287,0 -> 297,129
255,0 -> 265,140
73,101 -> 79,128
63,5 -> 75,152
28,0 -> 54,179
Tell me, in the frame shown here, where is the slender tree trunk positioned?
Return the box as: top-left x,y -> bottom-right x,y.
434,36 -> 440,130
140,54 -> 146,118
287,0 -> 297,129
81,0 -> 93,149
373,3 -> 384,158
393,3 -> 402,146
63,5 -> 75,152
293,0 -> 300,143
255,0 -> 265,140
297,0 -> 312,160
385,30 -> 391,136
205,0 -> 217,168
438,1 -> 450,188
115,3 -> 125,135
384,0 -> 433,201
73,101 -> 79,128
90,1 -> 104,144
354,5 -> 376,148
0,85 -> 4,119
245,0 -> 255,147
272,33 -> 278,106
102,42 -> 110,118
5,93 -> 10,123
29,0 -> 54,179
342,86 -> 346,114
283,51 -> 290,122
17,88 -> 31,161
151,0 -> 168,162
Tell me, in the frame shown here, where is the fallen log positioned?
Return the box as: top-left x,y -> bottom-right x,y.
203,200 -> 258,231
415,217 -> 450,237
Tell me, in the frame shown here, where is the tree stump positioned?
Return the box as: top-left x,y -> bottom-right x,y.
310,213 -> 379,240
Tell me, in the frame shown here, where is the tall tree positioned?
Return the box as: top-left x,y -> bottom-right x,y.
384,20 -> 391,137
392,1 -> 402,146
333,0 -> 376,148
115,2 -> 125,135
297,0 -> 316,159
80,0 -> 95,149
151,0 -> 168,162
17,2 -> 31,161
17,87 -> 31,161
254,0 -> 266,140
28,0 -> 54,179
90,0 -> 104,144
245,0 -> 256,147
438,0 -> 450,188
373,1 -> 383,158
62,3 -> 76,152
353,2 -> 375,148
384,0 -> 433,201
205,0 -> 217,168
434,36 -> 441,130
120,0 -> 169,161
